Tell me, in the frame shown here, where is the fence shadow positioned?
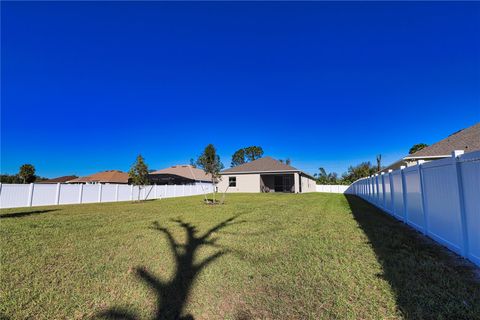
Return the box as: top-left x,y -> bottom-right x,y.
345,194 -> 480,319
96,214 -> 244,320
0,209 -> 59,219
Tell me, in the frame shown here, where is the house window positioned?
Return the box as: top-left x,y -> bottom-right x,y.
229,176 -> 237,187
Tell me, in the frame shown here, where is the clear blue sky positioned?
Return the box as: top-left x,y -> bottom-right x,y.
2,2 -> 479,178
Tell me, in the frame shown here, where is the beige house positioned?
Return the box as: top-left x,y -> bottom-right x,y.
217,157 -> 316,193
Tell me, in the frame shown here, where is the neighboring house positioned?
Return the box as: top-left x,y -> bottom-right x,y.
218,156 -> 316,193
37,175 -> 78,184
148,165 -> 212,185
67,170 -> 129,184
383,122 -> 480,172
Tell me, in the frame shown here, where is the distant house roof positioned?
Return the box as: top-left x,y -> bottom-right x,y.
68,170 -> 129,184
150,165 -> 212,182
221,156 -> 315,179
405,122 -> 480,159
38,175 -> 78,184
382,122 -> 480,172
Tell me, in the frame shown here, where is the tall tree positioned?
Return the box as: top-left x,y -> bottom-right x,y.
316,167 -> 341,185
231,149 -> 246,167
18,164 -> 36,184
0,174 -> 21,184
409,143 -> 429,154
244,146 -> 264,162
342,161 -> 377,184
129,155 -> 149,200
196,144 -> 224,203
376,154 -> 382,172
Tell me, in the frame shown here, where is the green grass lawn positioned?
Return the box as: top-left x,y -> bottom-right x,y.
1,193 -> 479,319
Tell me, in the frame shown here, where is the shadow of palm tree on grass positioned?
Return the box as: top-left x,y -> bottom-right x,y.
96,215 -> 244,320
345,195 -> 480,319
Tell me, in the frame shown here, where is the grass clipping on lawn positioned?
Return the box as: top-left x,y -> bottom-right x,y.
1,193 -> 479,319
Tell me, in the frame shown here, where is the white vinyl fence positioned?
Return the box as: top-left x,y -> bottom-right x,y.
316,184 -> 349,193
346,150 -> 480,267
0,183 -> 214,209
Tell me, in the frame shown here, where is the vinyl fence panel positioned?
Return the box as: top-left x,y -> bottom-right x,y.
59,184 -> 81,205
422,157 -> 463,254
383,172 -> 392,213
391,171 -> 404,220
81,184 -> 99,203
31,184 -> 57,207
459,151 -> 480,265
101,184 -> 117,203
346,150 -> 480,267
0,184 -> 30,208
315,185 -> 349,193
404,166 -> 425,232
1,182 -> 213,210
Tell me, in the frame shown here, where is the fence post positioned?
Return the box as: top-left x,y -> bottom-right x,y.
55,183 -> 61,205
98,184 -> 102,203
400,166 -> 408,223
452,150 -> 469,257
115,184 -> 119,201
130,185 -> 134,201
78,184 -> 83,204
154,185 -> 157,199
183,184 -> 185,197
27,183 -> 34,207
174,185 -> 176,197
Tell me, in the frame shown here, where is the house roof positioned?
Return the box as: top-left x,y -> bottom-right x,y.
150,165 -> 212,182
221,156 -> 315,179
68,170 -> 129,184
405,122 -> 480,159
222,156 -> 298,173
38,175 -> 78,184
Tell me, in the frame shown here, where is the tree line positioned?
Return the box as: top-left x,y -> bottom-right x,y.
315,143 -> 429,185
0,164 -> 49,184
3,143 -> 429,189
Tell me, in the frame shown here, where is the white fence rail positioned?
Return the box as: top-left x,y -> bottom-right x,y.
346,150 -> 480,267
0,183 -> 214,209
316,185 -> 349,193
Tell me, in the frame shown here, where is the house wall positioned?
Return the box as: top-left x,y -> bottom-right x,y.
219,171 -> 315,193
300,174 -> 316,193
217,174 -> 261,193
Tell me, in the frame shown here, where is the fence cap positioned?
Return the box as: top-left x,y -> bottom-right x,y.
452,150 -> 464,157
388,169 -> 393,173
400,165 -> 406,169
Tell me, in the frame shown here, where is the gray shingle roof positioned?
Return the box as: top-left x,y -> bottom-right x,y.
406,122 -> 480,158
222,156 -> 299,173
150,165 -> 212,182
